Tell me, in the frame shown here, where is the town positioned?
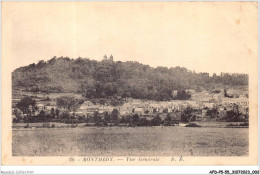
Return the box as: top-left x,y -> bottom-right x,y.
12,88 -> 249,128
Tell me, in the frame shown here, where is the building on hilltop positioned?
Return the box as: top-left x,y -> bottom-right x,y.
103,54 -> 113,61
109,54 -> 113,61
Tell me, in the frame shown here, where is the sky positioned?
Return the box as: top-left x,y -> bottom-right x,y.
2,2 -> 258,74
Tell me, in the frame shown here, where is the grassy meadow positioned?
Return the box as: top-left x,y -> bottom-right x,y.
12,127 -> 248,156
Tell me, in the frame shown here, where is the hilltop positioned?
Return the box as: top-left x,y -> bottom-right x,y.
12,56 -> 248,101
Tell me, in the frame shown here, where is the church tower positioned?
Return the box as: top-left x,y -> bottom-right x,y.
109,54 -> 113,61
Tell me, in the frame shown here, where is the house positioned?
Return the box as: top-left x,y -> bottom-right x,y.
218,108 -> 227,118
118,106 -> 133,115
167,106 -> 174,113
202,109 -> 207,116
99,106 -> 114,114
70,111 -> 84,117
226,104 -> 234,111
187,101 -> 200,109
85,101 -> 94,106
143,106 -> 153,114
119,102 -> 134,115
86,105 -> 100,114
45,105 -> 56,111
78,105 -> 89,115
134,107 -> 144,115
238,96 -> 249,107
160,102 -> 169,108
212,94 -> 223,103
239,107 -> 248,115
204,103 -> 214,109
172,90 -> 178,97
178,103 -> 188,111
172,104 -> 181,111
149,103 -> 161,113
233,104 -> 239,114
37,104 -> 45,111
158,108 -> 165,113
43,122 -> 51,128
78,102 -> 101,115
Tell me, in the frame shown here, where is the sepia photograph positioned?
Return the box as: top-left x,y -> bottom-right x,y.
1,1 -> 258,166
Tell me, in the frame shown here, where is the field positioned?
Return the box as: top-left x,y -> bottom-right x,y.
12,127 -> 248,156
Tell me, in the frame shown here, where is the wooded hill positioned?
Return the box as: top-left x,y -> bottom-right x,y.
12,56 -> 248,101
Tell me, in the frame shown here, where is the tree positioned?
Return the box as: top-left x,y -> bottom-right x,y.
144,110 -> 149,114
110,97 -> 121,106
224,89 -> 233,98
151,115 -> 162,126
55,109 -> 60,118
13,108 -> 23,119
137,118 -> 150,126
78,115 -> 85,122
181,107 -> 192,122
175,90 -> 191,100
12,108 -> 23,123
120,116 -> 126,123
16,96 -> 36,116
36,60 -> 47,68
103,111 -> 110,123
39,110 -> 46,122
50,108 -> 55,118
111,109 -> 119,125
125,114 -> 133,124
163,114 -> 172,126
56,96 -> 80,111
206,108 -> 218,118
132,114 -> 140,125
93,112 -> 101,126
59,110 -> 70,119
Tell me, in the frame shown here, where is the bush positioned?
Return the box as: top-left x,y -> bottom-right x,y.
239,122 -> 249,127
151,115 -> 162,126
137,118 -> 150,126
71,123 -> 78,128
13,118 -> 20,123
162,121 -> 173,126
103,120 -> 108,126
24,124 -> 30,128
185,123 -> 201,127
78,99 -> 84,104
226,123 -> 237,127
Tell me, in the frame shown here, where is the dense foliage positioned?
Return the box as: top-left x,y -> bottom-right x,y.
16,96 -> 36,115
56,96 -> 82,111
12,56 -> 248,101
